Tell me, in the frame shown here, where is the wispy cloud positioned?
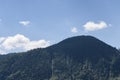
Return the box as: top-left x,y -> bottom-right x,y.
0,19 -> 2,24
71,27 -> 78,33
0,19 -> 2,22
83,21 -> 108,31
0,34 -> 50,55
19,21 -> 30,26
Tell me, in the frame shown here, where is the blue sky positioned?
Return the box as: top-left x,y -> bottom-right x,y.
0,0 -> 120,54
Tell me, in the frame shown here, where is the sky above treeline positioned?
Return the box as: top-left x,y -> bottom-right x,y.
0,0 -> 120,54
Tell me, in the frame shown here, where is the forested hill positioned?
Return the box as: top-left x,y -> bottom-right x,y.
0,36 -> 120,80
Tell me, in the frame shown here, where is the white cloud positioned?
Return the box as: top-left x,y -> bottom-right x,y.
83,21 -> 108,31
71,27 -> 78,33
19,21 -> 30,26
0,34 -> 50,55
0,37 -> 5,43
0,50 -> 5,55
24,40 -> 50,50
1,34 -> 29,50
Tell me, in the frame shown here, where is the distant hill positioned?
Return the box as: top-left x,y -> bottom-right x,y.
0,35 -> 120,80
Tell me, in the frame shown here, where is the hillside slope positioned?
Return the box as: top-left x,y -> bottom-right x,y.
0,36 -> 120,80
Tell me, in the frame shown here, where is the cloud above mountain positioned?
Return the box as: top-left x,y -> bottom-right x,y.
71,27 -> 78,33
19,21 -> 30,26
83,21 -> 108,31
0,34 -> 50,54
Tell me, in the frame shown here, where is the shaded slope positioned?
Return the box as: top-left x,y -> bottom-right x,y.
47,36 -> 118,62
0,49 -> 52,80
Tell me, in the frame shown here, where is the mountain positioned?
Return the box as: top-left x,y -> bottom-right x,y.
0,35 -> 120,80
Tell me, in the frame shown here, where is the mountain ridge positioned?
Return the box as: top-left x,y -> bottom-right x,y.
47,36 -> 119,61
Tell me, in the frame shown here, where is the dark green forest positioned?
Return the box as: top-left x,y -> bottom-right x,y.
0,36 -> 120,80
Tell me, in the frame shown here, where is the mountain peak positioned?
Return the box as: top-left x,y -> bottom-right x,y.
52,35 -> 112,50
48,35 -> 118,61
